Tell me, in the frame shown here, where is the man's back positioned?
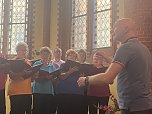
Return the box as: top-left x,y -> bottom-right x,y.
113,38 -> 152,111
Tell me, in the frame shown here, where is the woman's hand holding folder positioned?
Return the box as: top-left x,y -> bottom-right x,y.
59,66 -> 79,80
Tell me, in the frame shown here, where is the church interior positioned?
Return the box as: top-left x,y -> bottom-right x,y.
0,0 -> 152,114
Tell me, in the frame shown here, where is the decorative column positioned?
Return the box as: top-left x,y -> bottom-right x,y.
86,0 -> 94,61
43,0 -> 51,47
27,0 -> 35,59
58,0 -> 72,60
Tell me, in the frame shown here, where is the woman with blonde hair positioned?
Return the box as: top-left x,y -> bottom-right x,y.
32,46 -> 57,114
55,49 -> 86,114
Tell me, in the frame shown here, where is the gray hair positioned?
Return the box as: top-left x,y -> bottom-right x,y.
16,42 -> 29,53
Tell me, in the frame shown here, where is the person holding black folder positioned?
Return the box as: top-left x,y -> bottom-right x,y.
32,47 -> 57,114
55,49 -> 86,114
87,52 -> 110,114
77,49 -> 88,114
0,53 -> 8,114
51,48 -> 65,113
8,42 -> 32,114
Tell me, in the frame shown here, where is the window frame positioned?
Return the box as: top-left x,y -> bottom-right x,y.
0,0 -> 33,58
71,0 -> 113,51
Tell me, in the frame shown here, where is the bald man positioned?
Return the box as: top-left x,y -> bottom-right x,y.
77,18 -> 152,114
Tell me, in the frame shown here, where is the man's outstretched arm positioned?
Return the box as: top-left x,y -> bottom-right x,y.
77,62 -> 124,86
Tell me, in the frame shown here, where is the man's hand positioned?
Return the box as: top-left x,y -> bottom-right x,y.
77,77 -> 86,87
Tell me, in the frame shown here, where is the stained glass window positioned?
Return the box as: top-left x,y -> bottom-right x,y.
93,0 -> 111,48
71,0 -> 112,50
0,0 -> 29,55
0,0 -> 4,53
71,0 -> 87,50
8,0 -> 28,54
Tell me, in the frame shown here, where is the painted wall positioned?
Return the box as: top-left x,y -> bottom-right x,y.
117,0 -> 124,19
33,0 -> 44,52
50,0 -> 59,50
32,0 -> 58,52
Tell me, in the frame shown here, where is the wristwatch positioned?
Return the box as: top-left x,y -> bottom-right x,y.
85,76 -> 89,86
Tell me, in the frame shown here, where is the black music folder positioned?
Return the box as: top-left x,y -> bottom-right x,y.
29,59 -> 41,65
62,60 -> 95,76
8,59 -> 31,72
30,63 -> 43,74
21,63 -> 43,79
0,58 -> 30,72
62,60 -> 81,72
0,57 -> 42,73
38,68 -> 62,79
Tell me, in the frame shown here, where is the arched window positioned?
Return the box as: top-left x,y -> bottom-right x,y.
0,0 -> 33,56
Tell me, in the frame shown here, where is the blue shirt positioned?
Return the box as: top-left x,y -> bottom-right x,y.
32,60 -> 56,95
55,63 -> 84,95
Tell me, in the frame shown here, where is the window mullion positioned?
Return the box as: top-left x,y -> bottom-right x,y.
93,0 -> 111,49
0,0 -> 4,53
71,0 -> 87,50
27,0 -> 34,59
86,0 -> 94,56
